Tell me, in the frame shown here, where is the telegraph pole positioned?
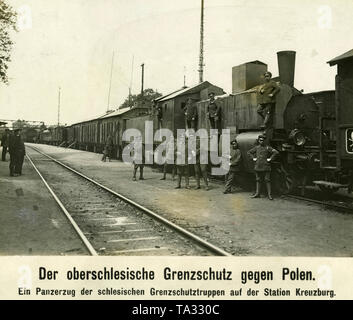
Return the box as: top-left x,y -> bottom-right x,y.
57,87 -> 61,126
128,55 -> 134,108
107,51 -> 115,112
198,0 -> 205,83
141,63 -> 145,96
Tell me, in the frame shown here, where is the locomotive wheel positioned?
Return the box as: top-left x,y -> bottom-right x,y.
273,167 -> 297,195
318,185 -> 339,194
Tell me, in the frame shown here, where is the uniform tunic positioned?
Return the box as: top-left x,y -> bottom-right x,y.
229,148 -> 242,172
247,145 -> 279,172
207,99 -> 221,119
184,103 -> 197,121
259,80 -> 280,104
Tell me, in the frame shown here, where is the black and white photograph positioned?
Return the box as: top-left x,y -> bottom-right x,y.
0,0 -> 353,302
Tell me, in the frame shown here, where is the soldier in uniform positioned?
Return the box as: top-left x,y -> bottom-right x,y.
102,134 -> 114,162
9,128 -> 26,177
257,71 -> 280,129
192,135 -> 209,190
154,100 -> 163,129
206,92 -> 221,129
160,137 -> 176,181
184,97 -> 198,131
247,134 -> 279,200
1,128 -> 10,161
224,139 -> 242,194
175,134 -> 190,189
132,138 -> 145,181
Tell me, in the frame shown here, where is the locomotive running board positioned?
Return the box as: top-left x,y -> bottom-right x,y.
313,180 -> 348,189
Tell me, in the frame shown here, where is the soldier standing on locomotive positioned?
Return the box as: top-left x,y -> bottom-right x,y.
257,71 -> 280,129
247,134 -> 279,200
184,97 -> 198,131
206,92 -> 221,130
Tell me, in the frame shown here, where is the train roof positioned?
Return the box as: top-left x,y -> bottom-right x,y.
328,48 -> 353,66
157,81 -> 217,102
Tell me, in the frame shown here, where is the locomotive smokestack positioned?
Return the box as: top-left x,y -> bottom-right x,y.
277,51 -> 296,87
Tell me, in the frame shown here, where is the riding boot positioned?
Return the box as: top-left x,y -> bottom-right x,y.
132,168 -> 137,181
139,167 -> 144,180
266,182 -> 273,200
185,176 -> 190,189
250,182 -> 261,198
175,175 -> 181,189
195,176 -> 201,189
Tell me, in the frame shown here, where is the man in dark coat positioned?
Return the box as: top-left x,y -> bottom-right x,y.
1,128 -> 10,161
247,134 -> 279,200
206,92 -> 221,129
257,71 -> 280,129
184,98 -> 198,131
9,128 -> 26,177
175,134 -> 190,189
193,135 -> 209,190
224,139 -> 242,194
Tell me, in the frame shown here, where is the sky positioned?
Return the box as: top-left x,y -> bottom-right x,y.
0,0 -> 352,125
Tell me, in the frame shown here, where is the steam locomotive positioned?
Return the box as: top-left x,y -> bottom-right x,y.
37,48 -> 353,195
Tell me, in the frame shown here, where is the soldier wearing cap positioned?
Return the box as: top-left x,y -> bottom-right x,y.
247,134 -> 279,200
184,97 -> 198,131
257,72 -> 280,129
1,128 -> 10,161
224,139 -> 242,194
160,137 -> 176,181
192,135 -> 209,191
206,92 -> 221,129
132,137 -> 145,181
175,133 -> 190,189
9,128 -> 25,177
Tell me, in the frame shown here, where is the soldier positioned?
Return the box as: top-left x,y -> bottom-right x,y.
224,139 -> 242,194
155,100 -> 163,128
160,137 -> 176,181
9,128 -> 26,177
175,134 -> 190,189
257,71 -> 280,129
132,138 -> 145,181
247,134 -> 279,200
184,97 -> 198,131
102,134 -> 114,162
206,92 -> 221,129
1,128 -> 10,161
192,135 -> 209,190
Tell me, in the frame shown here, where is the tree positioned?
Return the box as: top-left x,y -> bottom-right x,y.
0,0 -> 17,84
119,88 -> 162,109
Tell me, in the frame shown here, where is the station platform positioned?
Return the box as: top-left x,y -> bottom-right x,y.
0,149 -> 88,255
22,143 -> 353,257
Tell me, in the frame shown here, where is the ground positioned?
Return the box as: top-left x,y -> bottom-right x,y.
0,151 -> 88,255
3,143 -> 350,257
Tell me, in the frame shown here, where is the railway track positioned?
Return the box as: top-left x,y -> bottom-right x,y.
26,145 -> 232,256
282,194 -> 353,214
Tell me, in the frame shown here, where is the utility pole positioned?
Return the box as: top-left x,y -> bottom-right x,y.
198,0 -> 205,83
107,51 -> 115,112
141,63 -> 145,96
128,55 -> 134,108
57,87 -> 61,126
183,66 -> 187,88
